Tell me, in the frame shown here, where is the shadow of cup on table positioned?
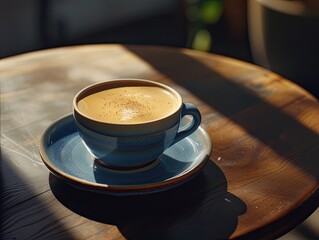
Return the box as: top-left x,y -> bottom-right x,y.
49,160 -> 246,240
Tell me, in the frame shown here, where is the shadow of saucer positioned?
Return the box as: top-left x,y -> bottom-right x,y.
49,160 -> 246,240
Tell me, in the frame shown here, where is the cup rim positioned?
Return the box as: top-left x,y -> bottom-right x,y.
73,79 -> 183,127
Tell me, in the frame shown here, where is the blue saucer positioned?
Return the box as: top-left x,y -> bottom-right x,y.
39,114 -> 212,195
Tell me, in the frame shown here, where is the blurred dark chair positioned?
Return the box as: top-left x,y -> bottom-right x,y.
248,0 -> 319,98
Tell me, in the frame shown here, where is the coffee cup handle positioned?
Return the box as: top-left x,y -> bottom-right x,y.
171,103 -> 202,145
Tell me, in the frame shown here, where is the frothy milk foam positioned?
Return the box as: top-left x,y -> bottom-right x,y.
77,86 -> 180,124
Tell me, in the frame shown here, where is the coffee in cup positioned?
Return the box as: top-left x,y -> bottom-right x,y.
77,85 -> 180,124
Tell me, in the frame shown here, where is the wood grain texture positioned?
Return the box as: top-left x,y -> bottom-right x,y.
1,44 -> 319,239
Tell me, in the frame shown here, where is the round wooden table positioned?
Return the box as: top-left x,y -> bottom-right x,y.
1,45 -> 319,240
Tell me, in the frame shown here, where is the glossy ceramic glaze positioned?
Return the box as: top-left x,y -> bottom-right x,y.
39,114 -> 212,195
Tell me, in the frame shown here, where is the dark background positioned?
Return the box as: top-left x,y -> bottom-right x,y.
0,0 -> 252,62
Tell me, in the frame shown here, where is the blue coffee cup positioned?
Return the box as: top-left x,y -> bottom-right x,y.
73,79 -> 201,170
